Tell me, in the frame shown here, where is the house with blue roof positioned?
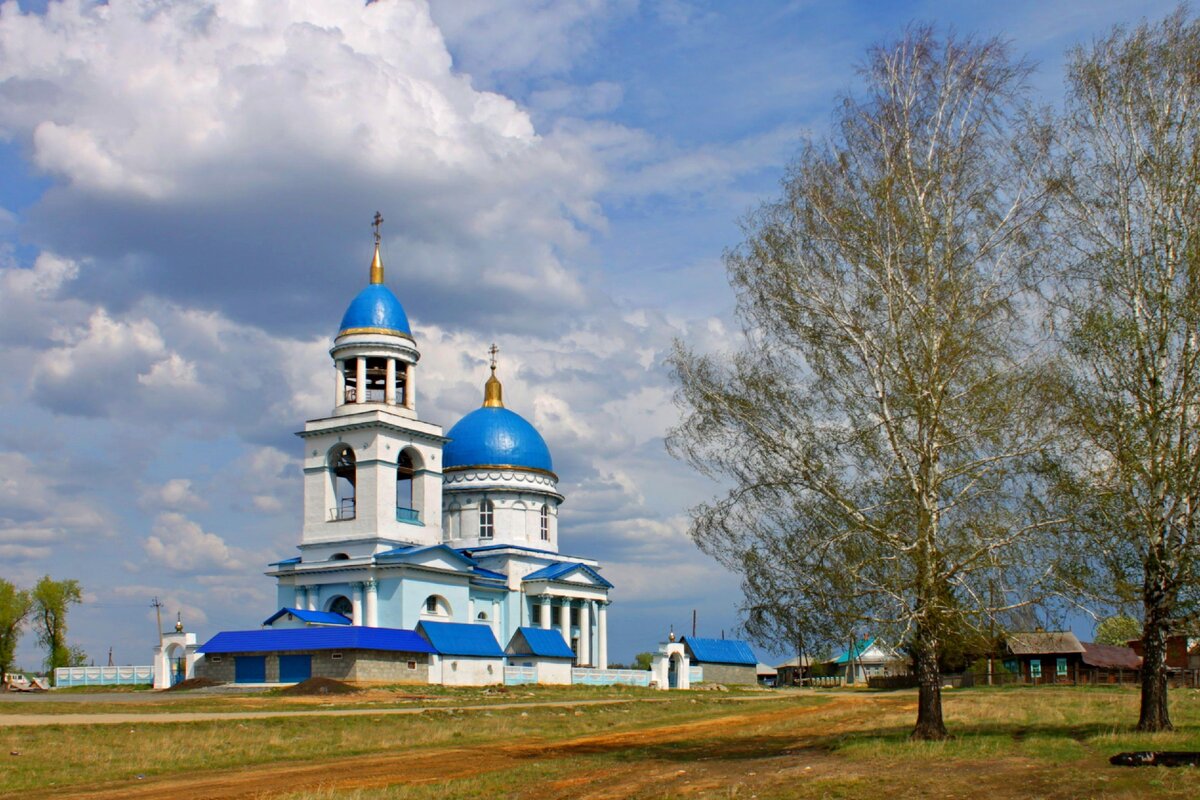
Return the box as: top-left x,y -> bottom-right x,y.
193,222 -> 614,686
505,626 -> 576,684
681,636 -> 759,685
417,621 -> 505,685
826,637 -> 903,684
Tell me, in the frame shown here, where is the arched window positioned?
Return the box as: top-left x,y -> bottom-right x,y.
479,499 -> 494,539
476,611 -> 488,622
540,504 -> 550,540
396,450 -> 415,521
422,595 -> 450,617
328,596 -> 353,617
330,552 -> 350,561
330,445 -> 356,520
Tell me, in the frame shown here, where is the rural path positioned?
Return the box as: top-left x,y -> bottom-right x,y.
11,695 -> 865,800
0,693 -> 783,727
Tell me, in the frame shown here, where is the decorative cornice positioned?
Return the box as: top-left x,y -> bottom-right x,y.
336,327 -> 415,341
443,464 -> 558,481
297,419 -> 449,444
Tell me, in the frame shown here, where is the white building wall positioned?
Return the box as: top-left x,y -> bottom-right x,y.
432,656 -> 503,686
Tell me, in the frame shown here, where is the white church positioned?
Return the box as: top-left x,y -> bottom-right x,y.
191,221 -> 625,686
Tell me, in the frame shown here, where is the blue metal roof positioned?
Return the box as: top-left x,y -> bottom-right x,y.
522,561 -> 614,589
269,556 -> 301,566
199,626 -> 435,655
507,627 -> 575,659
376,543 -> 478,567
682,637 -> 758,666
262,607 -> 351,626
471,566 -> 508,581
338,284 -> 411,337
833,637 -> 877,665
459,544 -> 560,556
443,406 -> 553,473
417,621 -> 505,657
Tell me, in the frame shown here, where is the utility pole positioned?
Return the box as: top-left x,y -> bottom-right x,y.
692,609 -> 697,638
151,597 -> 164,648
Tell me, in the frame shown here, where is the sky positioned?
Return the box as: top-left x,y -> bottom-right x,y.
0,0 -> 1179,670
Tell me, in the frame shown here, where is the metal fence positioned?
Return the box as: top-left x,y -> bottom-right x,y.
54,666 -> 155,687
503,665 -> 537,686
572,668 -> 652,687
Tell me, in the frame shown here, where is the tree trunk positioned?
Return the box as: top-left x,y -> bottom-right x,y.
1138,564 -> 1173,731
912,625 -> 947,740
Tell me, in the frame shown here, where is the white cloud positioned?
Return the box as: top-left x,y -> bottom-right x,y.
139,479 -> 207,512
143,512 -> 240,574
0,0 -> 602,334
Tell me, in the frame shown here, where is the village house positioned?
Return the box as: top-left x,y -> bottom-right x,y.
1003,631 -> 1141,684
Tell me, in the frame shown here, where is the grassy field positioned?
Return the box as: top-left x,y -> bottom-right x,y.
3,685 -> 1200,798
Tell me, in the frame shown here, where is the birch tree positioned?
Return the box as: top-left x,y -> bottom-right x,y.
1052,9 -> 1200,732
669,27 -> 1056,740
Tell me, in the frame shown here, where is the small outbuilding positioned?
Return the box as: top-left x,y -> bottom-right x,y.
505,627 -> 575,685
681,637 -> 758,685
417,620 -> 505,686
773,655 -> 812,686
197,626 -> 435,684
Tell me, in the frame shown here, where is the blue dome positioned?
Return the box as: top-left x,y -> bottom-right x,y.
338,284 -> 411,337
444,406 -> 554,473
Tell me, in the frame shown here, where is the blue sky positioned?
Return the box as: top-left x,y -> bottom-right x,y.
0,0 -> 1175,669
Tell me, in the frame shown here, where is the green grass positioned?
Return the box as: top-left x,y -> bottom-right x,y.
4,687 -> 1200,798
0,692 -> 800,796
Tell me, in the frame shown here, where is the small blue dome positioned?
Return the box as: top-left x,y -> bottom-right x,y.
338,284 -> 411,337
444,407 -> 554,473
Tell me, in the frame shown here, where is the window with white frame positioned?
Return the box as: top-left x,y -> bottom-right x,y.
540,504 -> 549,540
479,499 -> 495,539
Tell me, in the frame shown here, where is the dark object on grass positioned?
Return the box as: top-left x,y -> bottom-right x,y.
279,677 -> 359,696
164,677 -> 221,692
1111,751 -> 1200,767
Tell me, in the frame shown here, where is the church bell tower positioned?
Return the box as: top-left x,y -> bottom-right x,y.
295,213 -> 446,560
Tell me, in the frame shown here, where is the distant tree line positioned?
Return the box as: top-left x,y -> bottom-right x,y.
670,7 -> 1200,738
0,576 -> 85,683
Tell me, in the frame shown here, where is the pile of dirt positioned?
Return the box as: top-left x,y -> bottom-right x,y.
279,677 -> 360,696
165,677 -> 222,692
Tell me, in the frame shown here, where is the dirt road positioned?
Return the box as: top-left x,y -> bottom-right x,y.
11,697 -> 856,800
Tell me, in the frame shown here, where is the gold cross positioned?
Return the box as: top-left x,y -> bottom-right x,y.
488,343 -> 499,371
372,211 -> 384,245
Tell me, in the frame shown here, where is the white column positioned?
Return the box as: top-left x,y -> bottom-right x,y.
492,599 -> 501,640
597,601 -> 608,670
385,359 -> 396,405
405,363 -> 415,409
558,598 -> 571,655
307,586 -> 318,612
365,578 -> 378,627
579,601 -> 591,667
351,583 -> 364,626
335,360 -> 345,407
355,357 -> 366,404
468,596 -> 476,623
539,596 -> 551,629
293,585 -> 306,610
